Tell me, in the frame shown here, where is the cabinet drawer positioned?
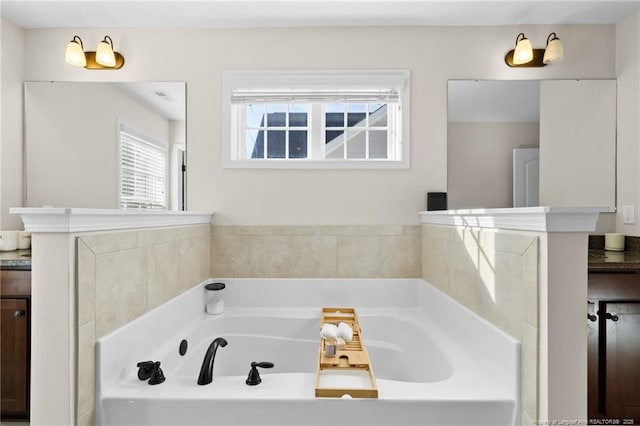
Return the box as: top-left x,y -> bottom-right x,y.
588,272 -> 640,300
0,270 -> 31,297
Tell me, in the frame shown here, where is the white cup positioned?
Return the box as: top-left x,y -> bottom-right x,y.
605,233 -> 625,252
0,231 -> 18,251
17,231 -> 31,250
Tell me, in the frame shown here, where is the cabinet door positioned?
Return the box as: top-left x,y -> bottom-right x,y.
1,298 -> 29,416
588,300 -> 600,418
605,302 -> 640,421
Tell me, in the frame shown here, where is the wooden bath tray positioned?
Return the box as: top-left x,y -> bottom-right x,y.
314,307 -> 378,399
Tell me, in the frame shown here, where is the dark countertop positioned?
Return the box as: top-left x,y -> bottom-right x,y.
0,250 -> 32,271
588,249 -> 640,272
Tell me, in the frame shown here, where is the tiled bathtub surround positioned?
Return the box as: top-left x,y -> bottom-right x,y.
211,225 -> 422,278
75,224 -> 211,426
422,224 -> 539,426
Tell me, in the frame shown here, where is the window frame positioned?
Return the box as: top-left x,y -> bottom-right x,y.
117,119 -> 169,210
222,70 -> 410,169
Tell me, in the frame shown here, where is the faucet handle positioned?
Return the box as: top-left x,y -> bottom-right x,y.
137,361 -> 166,385
246,361 -> 274,386
148,362 -> 166,385
136,360 -> 156,380
254,362 -> 274,369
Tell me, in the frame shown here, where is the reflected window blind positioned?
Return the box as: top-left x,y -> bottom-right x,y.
119,123 -> 168,210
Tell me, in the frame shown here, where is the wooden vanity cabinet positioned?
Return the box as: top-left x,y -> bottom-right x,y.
588,271 -> 640,423
0,270 -> 31,419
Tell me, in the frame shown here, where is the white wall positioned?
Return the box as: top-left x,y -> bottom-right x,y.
1,17 -> 25,229
11,25 -> 616,225
24,82 -> 170,208
616,11 -> 640,235
448,121 -> 539,209
539,80 -> 617,209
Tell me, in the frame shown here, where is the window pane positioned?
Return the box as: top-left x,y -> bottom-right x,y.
289,131 -> 307,158
325,144 -> 344,159
346,129 -> 366,159
325,112 -> 344,128
246,129 -> 263,158
289,104 -> 308,127
325,103 -> 345,113
325,130 -> 343,144
369,103 -> 387,127
267,104 -> 287,127
369,130 -> 388,159
246,104 -> 266,128
266,130 -> 285,158
347,103 -> 367,127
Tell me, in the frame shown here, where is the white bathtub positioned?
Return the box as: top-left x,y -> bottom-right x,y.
97,279 -> 519,426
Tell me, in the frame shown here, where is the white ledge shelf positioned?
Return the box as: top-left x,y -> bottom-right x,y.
419,206 -> 608,232
10,208 -> 214,233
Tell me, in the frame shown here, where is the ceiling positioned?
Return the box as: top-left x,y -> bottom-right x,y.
115,82 -> 186,121
448,80 -> 540,122
2,0 -> 639,29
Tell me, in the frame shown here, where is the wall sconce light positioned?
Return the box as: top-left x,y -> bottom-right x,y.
543,32 -> 564,64
505,32 -> 563,68
65,35 -> 125,69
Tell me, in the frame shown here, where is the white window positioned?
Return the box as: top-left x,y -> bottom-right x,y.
118,120 -> 168,209
223,70 -> 410,169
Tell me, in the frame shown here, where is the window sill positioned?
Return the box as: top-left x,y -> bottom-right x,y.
222,159 -> 410,170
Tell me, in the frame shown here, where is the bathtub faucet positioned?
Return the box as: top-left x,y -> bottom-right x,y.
197,337 -> 228,385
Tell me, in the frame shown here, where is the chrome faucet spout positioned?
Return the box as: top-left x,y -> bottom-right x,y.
197,337 -> 228,385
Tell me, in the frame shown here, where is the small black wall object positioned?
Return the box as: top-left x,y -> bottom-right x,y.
427,192 -> 447,211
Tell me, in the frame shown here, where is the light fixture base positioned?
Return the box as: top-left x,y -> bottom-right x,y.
84,51 -> 125,69
505,48 -> 547,68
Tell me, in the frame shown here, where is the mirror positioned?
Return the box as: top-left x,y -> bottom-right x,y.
24,81 -> 186,211
447,79 -> 616,211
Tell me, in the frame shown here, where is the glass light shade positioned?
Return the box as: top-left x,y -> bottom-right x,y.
513,37 -> 533,65
65,39 -> 86,67
96,38 -> 116,67
543,38 -> 564,64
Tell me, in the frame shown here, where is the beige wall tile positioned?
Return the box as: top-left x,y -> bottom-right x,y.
212,225 -> 276,236
431,225 -> 455,241
272,226 -> 319,236
449,242 -> 480,312
77,239 -> 96,326
522,239 -> 539,327
95,248 -> 147,337
77,321 -> 95,420
138,228 -> 174,247
521,409 -> 535,426
402,225 -> 422,235
173,224 -> 210,240
422,235 -> 451,293
318,225 -> 360,236
77,409 -> 95,426
423,225 -> 539,426
80,231 -> 137,255
250,236 -> 294,277
177,237 -> 211,291
359,225 -> 403,235
147,242 -> 180,310
521,322 -> 538,422
211,235 -> 252,277
453,227 -> 481,246
477,250 -> 523,339
75,224 -> 213,426
290,236 -> 338,277
337,235 -> 381,278
381,235 -> 421,278
480,229 -> 537,256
